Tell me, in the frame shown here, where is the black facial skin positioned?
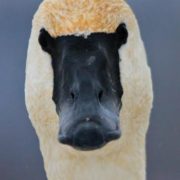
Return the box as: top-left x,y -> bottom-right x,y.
39,24 -> 128,151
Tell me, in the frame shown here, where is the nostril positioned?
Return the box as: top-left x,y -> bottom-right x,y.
98,90 -> 104,102
70,92 -> 75,100
70,90 -> 79,101
70,88 -> 79,101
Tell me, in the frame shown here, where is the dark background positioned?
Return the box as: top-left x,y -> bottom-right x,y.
0,0 -> 179,179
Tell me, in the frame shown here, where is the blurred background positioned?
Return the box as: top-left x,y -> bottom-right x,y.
0,0 -> 179,179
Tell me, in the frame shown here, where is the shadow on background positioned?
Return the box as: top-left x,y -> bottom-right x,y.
0,0 -> 179,179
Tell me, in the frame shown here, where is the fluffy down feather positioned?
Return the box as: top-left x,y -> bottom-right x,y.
25,0 -> 153,179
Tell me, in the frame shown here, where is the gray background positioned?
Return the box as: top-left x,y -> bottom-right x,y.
0,0 -> 179,179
